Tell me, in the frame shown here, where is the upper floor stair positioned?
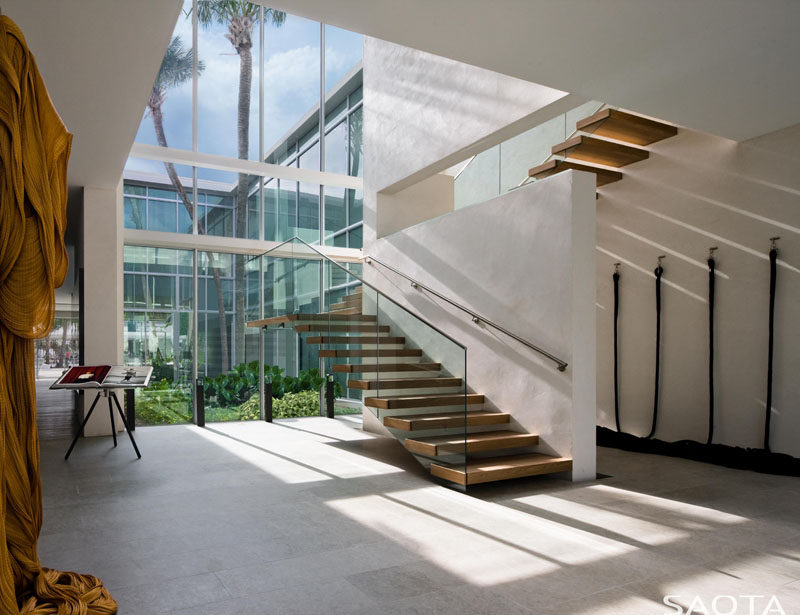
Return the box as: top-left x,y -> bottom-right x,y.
528,107 -> 678,191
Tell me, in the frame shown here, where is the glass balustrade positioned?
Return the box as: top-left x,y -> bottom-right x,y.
250,237 -> 468,476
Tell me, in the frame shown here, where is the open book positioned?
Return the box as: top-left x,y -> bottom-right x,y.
50,365 -> 154,389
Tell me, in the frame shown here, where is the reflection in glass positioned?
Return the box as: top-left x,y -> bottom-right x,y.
123,246 -> 194,425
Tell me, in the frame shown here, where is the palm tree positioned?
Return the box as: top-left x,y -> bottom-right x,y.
146,36 -> 232,372
196,2 -> 286,368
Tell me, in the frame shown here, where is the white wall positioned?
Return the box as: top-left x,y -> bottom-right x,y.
363,37 -> 584,245
364,173 -> 597,479
81,183 -> 124,436
376,174 -> 453,238
596,122 -> 800,457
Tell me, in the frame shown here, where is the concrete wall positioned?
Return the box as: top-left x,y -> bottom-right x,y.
81,183 -> 124,436
377,174 -> 454,238
596,122 -> 800,457
362,37 -> 584,245
364,173 -> 597,479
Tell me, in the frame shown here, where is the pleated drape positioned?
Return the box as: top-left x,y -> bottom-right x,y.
0,16 -> 117,614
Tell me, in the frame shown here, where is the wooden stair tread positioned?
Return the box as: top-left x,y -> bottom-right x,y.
319,348 -> 423,358
430,454 -> 573,486
551,135 -> 648,167
366,393 -> 483,410
577,109 -> 678,146
383,410 -> 509,430
333,362 -> 441,373
295,324 -> 389,333
404,430 -> 539,456
247,313 -> 376,327
347,377 -> 462,390
528,159 -> 622,187
327,306 -> 361,315
306,336 -> 405,345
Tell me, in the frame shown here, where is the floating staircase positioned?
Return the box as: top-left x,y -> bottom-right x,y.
529,107 -> 678,190
249,287 -> 572,487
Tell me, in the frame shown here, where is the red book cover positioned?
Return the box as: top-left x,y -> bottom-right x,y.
55,365 -> 112,386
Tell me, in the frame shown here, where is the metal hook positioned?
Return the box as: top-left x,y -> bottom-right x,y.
657,255 -> 666,267
770,236 -> 780,250
708,246 -> 718,258
613,262 -> 620,274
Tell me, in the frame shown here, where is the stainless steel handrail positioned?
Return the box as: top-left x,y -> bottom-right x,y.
364,255 -> 568,372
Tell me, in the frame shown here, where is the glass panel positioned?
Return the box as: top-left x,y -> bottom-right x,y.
124,158 -> 195,234
263,14 -> 320,163
124,197 -> 146,230
324,24 -> 363,94
123,246 -> 194,426
323,186 -> 346,245
202,253 -> 262,421
195,168 -> 261,239
264,178 -> 278,241
348,106 -> 363,177
133,0 -> 193,151
347,189 -> 362,226
197,1 -> 261,160
254,238 -> 467,469
348,225 -> 362,250
324,119 -> 347,174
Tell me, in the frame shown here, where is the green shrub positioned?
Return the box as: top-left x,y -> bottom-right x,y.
135,379 -> 192,425
273,390 -> 320,418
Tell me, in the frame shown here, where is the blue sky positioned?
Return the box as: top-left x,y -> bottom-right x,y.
129,3 -> 362,181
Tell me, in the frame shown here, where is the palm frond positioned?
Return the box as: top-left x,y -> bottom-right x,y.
193,1 -> 286,28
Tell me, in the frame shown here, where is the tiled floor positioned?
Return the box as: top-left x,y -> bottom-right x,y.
38,417 -> 800,614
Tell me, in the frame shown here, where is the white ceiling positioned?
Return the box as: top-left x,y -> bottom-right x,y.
3,0 -> 182,189
265,0 -> 800,142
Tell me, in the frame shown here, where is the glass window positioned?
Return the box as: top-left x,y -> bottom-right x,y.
133,0 -> 193,152
124,183 -> 146,196
324,24 -> 363,94
277,179 -> 296,241
123,246 -> 148,272
348,189 -> 362,224
348,225 -> 362,249
150,248 -> 178,274
197,2 -> 261,160
263,14 -> 320,161
324,120 -> 347,174
124,197 -> 146,230
324,186 -> 346,245
148,197 -> 177,233
349,106 -> 363,177
124,273 -> 147,309
298,183 -> 319,243
149,276 -> 175,310
179,277 -> 193,310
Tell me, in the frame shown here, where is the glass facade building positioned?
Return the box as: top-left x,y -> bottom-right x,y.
123,2 -> 364,424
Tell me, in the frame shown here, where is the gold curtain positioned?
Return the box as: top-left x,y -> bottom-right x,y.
0,16 -> 117,615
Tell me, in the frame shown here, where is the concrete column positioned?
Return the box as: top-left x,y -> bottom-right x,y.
80,181 -> 124,436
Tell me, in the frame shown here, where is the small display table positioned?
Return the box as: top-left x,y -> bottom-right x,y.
52,365 -> 152,460
64,389 -> 141,460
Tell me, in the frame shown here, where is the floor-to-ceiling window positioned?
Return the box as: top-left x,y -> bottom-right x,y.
123,1 -> 363,425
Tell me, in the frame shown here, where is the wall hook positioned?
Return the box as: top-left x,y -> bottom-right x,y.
770,236 -> 780,250
613,262 -> 620,273
708,246 -> 718,258
657,255 -> 666,267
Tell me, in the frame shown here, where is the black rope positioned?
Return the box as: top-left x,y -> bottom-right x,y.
647,263 -> 664,439
707,254 -> 716,445
613,267 -> 621,432
765,245 -> 778,452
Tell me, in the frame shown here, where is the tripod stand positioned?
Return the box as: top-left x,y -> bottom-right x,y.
64,389 -> 141,460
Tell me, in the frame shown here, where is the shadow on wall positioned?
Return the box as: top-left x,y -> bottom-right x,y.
594,123 -> 800,456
